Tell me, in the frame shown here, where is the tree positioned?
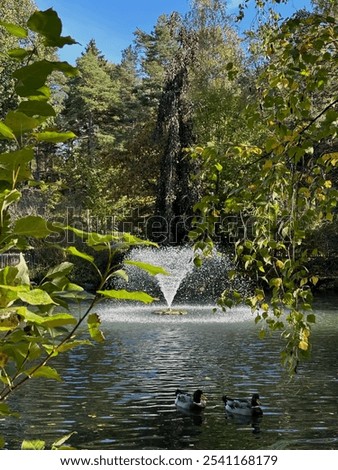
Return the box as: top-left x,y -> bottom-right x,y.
190,2 -> 338,373
59,40 -> 122,219
136,2 -> 250,244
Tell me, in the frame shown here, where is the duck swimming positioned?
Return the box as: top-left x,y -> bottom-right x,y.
222,393 -> 263,416
175,389 -> 206,411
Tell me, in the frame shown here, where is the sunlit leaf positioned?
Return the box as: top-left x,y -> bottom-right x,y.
7,48 -> 31,59
125,260 -> 169,276
0,310 -> 20,331
4,111 -> 41,136
0,148 -> 34,182
0,20 -> 27,38
0,122 -> 16,140
97,289 -> 155,304
40,313 -> 77,328
24,365 -> 62,381
122,233 -> 157,247
310,276 -> 319,286
66,246 -> 94,264
21,440 -> 45,450
34,131 -> 76,143
52,432 -> 77,449
111,269 -> 128,282
18,289 -> 56,306
299,340 -> 308,351
46,262 -> 74,279
87,313 -> 105,343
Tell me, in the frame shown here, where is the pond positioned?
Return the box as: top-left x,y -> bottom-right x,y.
2,295 -> 337,450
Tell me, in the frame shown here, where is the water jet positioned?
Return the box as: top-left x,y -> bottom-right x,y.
126,246 -> 194,313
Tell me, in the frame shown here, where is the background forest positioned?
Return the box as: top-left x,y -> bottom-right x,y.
1,0 -> 337,269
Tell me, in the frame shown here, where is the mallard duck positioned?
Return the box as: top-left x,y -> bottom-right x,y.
222,393 -> 263,416
175,389 -> 206,411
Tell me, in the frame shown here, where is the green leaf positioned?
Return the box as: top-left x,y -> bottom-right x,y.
307,314 -> 316,324
0,310 -> 20,331
259,329 -> 266,340
4,111 -> 41,137
52,432 -> 77,449
98,289 -> 155,304
66,246 -> 94,264
0,122 -> 16,140
13,215 -> 54,238
46,262 -> 74,279
18,289 -> 56,306
122,233 -> 157,247
0,402 -> 19,418
87,232 -> 120,246
13,61 -> 77,97
34,131 -> 76,143
7,48 -> 32,59
28,8 -> 62,38
194,256 -> 203,268
0,21 -> 27,38
24,365 -> 62,381
27,9 -> 77,48
19,308 -> 45,325
40,313 -> 77,328
14,253 -> 30,285
269,278 -> 283,288
18,100 -> 56,117
125,260 -> 169,276
111,269 -> 129,282
87,313 -> 105,343
0,148 -> 34,182
21,440 -> 46,450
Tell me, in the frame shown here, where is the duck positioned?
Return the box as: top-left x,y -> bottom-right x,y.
175,389 -> 206,411
222,393 -> 263,416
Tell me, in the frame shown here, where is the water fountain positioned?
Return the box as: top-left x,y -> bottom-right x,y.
126,246 -> 195,314
121,245 -> 248,315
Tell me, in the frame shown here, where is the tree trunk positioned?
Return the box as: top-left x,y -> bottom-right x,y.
153,42 -> 197,245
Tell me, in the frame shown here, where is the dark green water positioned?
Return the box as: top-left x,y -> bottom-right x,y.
2,297 -> 337,450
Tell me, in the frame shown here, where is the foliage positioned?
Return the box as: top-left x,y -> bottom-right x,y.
190,5 -> 338,373
0,8 -> 158,449
21,432 -> 77,450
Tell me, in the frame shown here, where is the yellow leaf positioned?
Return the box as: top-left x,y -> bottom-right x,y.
0,352 -> 9,368
324,180 -> 332,188
275,259 -> 284,269
311,276 -> 319,286
299,340 -> 308,351
263,159 -> 273,171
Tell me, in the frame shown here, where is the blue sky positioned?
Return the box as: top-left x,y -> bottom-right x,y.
35,0 -> 313,64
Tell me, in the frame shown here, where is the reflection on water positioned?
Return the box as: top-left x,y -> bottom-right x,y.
2,299 -> 338,450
